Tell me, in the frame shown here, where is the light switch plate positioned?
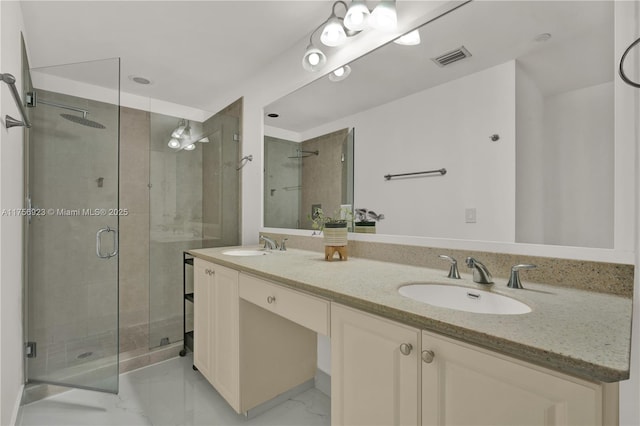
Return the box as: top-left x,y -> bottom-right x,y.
465,208 -> 476,223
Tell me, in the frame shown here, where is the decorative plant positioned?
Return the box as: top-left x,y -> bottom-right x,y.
309,207 -> 353,231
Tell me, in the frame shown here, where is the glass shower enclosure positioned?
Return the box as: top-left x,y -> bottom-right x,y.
24,57 -> 121,393
148,100 -> 241,349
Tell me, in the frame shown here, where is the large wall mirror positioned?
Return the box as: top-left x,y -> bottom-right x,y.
263,1 -> 635,259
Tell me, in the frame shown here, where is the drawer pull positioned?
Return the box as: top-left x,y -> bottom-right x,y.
204,269 -> 215,276
267,296 -> 276,304
422,350 -> 435,363
399,343 -> 413,356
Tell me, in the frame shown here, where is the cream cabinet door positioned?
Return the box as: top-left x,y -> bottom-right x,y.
209,263 -> 240,412
193,259 -> 240,412
193,258 -> 212,381
331,304 -> 420,426
421,331 -> 604,426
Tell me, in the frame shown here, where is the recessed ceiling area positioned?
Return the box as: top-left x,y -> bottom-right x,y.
266,1 -> 613,134
20,1 -> 334,112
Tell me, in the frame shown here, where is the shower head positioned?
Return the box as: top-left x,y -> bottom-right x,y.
32,94 -> 106,129
60,113 -> 106,129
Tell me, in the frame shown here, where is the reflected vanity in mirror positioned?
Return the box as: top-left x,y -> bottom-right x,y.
264,1 -> 634,256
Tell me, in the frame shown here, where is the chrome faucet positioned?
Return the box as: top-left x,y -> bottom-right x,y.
260,235 -> 278,250
279,238 -> 288,251
438,255 -> 461,279
506,264 -> 537,289
465,257 -> 493,285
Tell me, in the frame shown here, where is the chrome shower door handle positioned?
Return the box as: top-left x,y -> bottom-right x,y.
109,228 -> 118,258
96,226 -> 118,259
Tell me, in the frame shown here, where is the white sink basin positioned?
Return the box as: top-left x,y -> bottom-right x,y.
398,284 -> 531,315
222,249 -> 269,257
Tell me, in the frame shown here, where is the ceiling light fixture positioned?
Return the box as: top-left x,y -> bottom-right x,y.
394,29 -> 420,46
128,75 -> 152,85
302,1 -> 398,73
329,65 -> 352,82
168,118 -> 206,152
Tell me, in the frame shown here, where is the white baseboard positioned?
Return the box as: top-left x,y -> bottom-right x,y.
315,369 -> 331,398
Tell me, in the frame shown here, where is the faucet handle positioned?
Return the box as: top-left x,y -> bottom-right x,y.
438,255 -> 461,279
506,264 -> 537,289
279,238 -> 288,251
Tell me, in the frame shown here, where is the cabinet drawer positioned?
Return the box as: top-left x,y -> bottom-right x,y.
239,273 -> 329,336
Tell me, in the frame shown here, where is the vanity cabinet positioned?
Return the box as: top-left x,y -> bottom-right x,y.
421,331 -> 607,426
331,303 -> 420,426
194,258 -> 319,415
332,304 -> 615,426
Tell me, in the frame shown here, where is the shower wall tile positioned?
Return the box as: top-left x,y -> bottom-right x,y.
299,128 -> 348,229
118,107 -> 150,339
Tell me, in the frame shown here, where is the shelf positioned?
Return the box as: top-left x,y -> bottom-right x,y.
185,293 -> 194,303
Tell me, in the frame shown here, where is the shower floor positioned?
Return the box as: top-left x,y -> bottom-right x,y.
23,322 -> 183,404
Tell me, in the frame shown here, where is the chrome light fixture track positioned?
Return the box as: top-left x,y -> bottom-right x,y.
302,0 -> 398,74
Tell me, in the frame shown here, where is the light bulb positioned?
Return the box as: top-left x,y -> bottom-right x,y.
302,44 -> 327,72
171,127 -> 184,138
344,1 -> 370,31
184,144 -> 196,151
329,65 -> 352,82
320,16 -> 347,47
370,0 -> 397,30
394,29 -> 421,46
309,53 -> 320,66
168,138 -> 180,149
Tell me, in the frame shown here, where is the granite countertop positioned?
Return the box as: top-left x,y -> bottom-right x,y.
189,246 -> 632,383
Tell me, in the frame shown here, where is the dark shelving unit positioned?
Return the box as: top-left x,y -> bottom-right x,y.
179,252 -> 194,357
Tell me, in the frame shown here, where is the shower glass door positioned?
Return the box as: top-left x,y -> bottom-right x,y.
25,58 -> 120,393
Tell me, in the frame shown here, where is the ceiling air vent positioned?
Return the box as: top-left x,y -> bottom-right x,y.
431,46 -> 472,67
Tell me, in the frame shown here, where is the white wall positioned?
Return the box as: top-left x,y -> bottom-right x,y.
515,64 -> 545,244
618,0 -> 640,423
543,82 -> 614,248
516,69 -> 615,249
300,61 -> 516,242
31,70 -> 210,123
0,2 -> 26,425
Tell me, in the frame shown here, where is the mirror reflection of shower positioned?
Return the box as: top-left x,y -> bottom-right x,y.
167,118 -> 210,151
26,90 -> 106,129
288,148 -> 319,159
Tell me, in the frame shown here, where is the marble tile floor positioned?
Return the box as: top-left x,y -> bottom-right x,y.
19,354 -> 330,426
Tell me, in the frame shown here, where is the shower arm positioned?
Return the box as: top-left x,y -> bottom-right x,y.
36,98 -> 90,119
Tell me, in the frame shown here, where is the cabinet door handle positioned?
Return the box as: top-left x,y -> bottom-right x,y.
422,350 -> 435,363
267,296 -> 276,304
399,343 -> 413,356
